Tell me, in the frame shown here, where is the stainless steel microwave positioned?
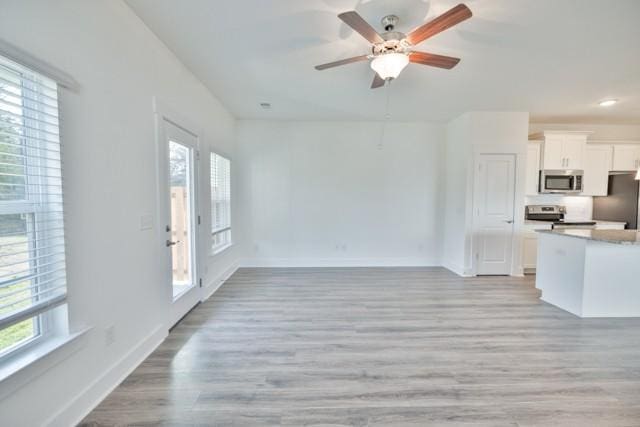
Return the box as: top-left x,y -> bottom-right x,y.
540,170 -> 583,194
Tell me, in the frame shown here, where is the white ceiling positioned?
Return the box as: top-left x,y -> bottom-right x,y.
126,0 -> 640,123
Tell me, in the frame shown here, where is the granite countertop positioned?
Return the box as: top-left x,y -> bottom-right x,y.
538,229 -> 640,245
524,220 -> 628,230
592,220 -> 628,226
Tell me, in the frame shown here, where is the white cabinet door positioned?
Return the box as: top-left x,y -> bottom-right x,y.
525,143 -> 541,195
582,145 -> 612,196
612,145 -> 640,171
563,136 -> 586,169
542,135 -> 565,169
522,234 -> 538,269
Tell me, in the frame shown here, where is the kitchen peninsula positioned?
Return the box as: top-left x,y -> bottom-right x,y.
536,229 -> 640,317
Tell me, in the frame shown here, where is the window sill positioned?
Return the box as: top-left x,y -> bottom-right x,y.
0,327 -> 91,400
211,243 -> 233,257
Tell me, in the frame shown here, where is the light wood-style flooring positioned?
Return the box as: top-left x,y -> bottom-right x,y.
82,267 -> 640,426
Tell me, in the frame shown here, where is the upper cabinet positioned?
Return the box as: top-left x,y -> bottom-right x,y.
562,136 -> 588,169
582,145 -> 612,196
612,144 -> 640,171
541,134 -> 565,169
536,131 -> 592,170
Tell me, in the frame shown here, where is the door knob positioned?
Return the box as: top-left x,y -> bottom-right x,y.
166,240 -> 180,247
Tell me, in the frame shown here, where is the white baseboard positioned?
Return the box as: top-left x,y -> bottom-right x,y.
46,324 -> 167,427
240,257 -> 441,268
442,259 -> 474,277
46,258 -> 242,426
203,260 -> 240,300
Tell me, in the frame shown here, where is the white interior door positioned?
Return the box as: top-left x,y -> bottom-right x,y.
473,154 -> 516,275
157,118 -> 201,328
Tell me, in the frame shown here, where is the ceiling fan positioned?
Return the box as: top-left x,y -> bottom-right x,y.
315,3 -> 472,89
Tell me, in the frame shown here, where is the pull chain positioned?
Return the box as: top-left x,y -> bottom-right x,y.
378,79 -> 392,149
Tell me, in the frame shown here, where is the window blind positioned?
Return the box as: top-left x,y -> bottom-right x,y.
0,55 -> 67,335
210,153 -> 231,250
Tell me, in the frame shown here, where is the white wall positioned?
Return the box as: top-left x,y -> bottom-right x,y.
442,114 -> 471,274
0,1 -> 239,425
443,112 -> 530,276
237,120 -> 445,266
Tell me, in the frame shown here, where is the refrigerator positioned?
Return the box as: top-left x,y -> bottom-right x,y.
593,173 -> 640,229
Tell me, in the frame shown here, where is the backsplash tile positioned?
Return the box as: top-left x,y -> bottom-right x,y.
525,195 -> 593,221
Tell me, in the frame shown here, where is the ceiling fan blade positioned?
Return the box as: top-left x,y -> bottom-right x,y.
406,4 -> 472,46
338,11 -> 384,44
315,55 -> 369,70
371,73 -> 386,89
409,51 -> 460,69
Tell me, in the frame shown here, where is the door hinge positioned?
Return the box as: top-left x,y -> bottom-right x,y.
196,150 -> 200,160
199,278 -> 202,288
198,215 -> 201,225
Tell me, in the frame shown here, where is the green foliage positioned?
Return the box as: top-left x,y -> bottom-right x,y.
0,235 -> 35,352
0,319 -> 33,352
0,82 -> 27,200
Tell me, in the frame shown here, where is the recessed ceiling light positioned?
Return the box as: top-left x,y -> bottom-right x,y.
599,99 -> 617,107
259,102 -> 271,109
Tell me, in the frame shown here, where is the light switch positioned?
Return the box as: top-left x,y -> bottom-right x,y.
140,214 -> 153,231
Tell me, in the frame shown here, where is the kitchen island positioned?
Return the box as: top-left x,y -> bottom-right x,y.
536,229 -> 640,317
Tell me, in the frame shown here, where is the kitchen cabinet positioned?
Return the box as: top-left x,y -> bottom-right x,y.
542,135 -> 565,169
582,144 -> 612,196
521,221 -> 625,271
612,144 -> 640,171
522,232 -> 538,270
562,136 -> 587,169
537,131 -> 591,170
525,142 -> 541,195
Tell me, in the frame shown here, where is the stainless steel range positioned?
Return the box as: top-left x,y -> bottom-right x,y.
525,205 -> 596,229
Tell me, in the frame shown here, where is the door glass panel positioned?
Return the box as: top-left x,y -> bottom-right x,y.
168,140 -> 193,298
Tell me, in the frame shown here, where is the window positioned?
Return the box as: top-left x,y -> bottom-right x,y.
210,152 -> 231,252
0,54 -> 67,358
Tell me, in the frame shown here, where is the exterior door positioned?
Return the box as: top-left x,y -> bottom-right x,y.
158,118 -> 201,328
473,154 -> 516,275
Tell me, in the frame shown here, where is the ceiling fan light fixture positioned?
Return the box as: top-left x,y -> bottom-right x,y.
370,53 -> 409,80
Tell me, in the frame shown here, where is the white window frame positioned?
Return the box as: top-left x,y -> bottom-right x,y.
210,151 -> 231,254
0,53 -> 70,366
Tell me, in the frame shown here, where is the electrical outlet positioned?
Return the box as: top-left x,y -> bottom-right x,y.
105,325 -> 115,346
